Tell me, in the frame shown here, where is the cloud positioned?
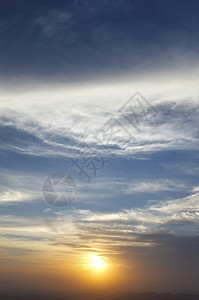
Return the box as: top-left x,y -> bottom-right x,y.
0,190 -> 34,204
123,179 -> 186,194
0,81 -> 199,161
0,170 -> 44,205
152,191 -> 199,215
74,189 -> 199,236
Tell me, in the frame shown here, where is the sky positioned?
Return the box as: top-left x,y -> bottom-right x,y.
0,0 -> 199,295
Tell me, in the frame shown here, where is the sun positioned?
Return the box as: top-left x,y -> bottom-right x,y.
90,255 -> 106,270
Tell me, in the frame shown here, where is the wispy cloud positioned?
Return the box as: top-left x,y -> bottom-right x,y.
0,190 -> 34,204
0,81 -> 199,160
123,179 -> 186,194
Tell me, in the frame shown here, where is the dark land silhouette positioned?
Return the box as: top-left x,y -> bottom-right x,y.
0,291 -> 199,300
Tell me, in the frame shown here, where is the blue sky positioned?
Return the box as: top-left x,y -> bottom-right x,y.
1,0 -> 199,81
0,0 -> 199,294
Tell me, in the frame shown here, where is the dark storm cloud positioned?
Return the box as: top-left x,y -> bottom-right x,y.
0,0 -> 199,80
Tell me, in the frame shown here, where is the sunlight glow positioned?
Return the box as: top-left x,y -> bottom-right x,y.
91,255 -> 106,270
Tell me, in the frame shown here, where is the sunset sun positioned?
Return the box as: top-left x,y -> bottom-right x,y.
90,255 -> 107,270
